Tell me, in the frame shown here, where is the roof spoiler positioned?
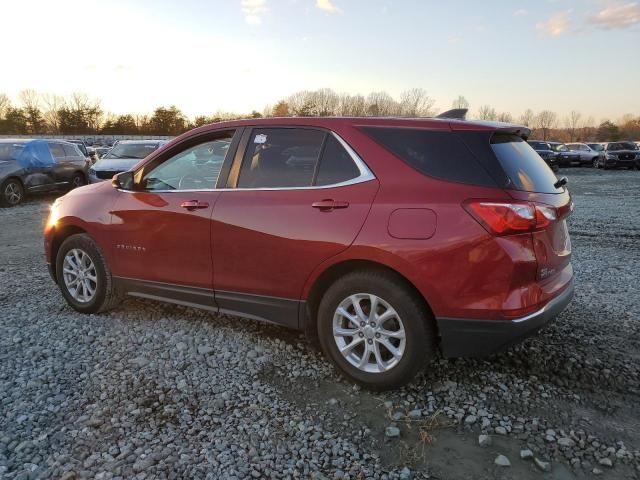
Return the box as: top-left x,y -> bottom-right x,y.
436,108 -> 468,120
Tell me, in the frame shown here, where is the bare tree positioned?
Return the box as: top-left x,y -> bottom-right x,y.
337,94 -> 366,116
452,95 -> 469,110
41,94 -> 64,132
535,110 -> 558,141
566,110 -> 581,141
0,93 -> 11,118
496,112 -> 513,123
519,109 -> 535,127
366,91 -> 399,116
477,105 -> 497,121
399,88 -> 436,117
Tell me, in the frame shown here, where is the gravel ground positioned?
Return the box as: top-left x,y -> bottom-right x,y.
0,168 -> 639,480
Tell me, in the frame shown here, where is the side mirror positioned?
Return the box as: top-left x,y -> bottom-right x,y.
112,171 -> 134,190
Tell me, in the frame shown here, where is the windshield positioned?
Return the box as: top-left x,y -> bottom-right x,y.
550,144 -> 568,152
587,144 -> 604,151
528,141 -> 548,149
491,134 -> 561,194
608,142 -> 639,151
104,143 -> 160,160
0,143 -> 25,162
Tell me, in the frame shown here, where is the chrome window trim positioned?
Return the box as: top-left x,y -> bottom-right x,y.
118,131 -> 376,193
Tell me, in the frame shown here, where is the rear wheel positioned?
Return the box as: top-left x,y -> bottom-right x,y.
592,158 -> 599,168
56,233 -> 121,313
317,270 -> 437,390
1,178 -> 24,207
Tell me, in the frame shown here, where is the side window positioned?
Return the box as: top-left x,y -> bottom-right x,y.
63,144 -> 80,157
48,143 -> 65,161
315,135 -> 361,186
237,128 -> 325,188
142,137 -> 232,191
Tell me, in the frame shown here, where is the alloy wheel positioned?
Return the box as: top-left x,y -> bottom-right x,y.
4,182 -> 22,205
332,293 -> 406,373
62,248 -> 98,303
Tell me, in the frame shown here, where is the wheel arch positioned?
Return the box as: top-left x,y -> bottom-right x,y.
303,258 -> 436,342
50,224 -> 88,281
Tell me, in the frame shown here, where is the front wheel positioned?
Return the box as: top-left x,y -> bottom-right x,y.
56,233 -> 121,313
1,178 -> 24,207
317,270 -> 437,390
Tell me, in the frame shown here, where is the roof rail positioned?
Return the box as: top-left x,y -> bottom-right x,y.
436,108 -> 468,120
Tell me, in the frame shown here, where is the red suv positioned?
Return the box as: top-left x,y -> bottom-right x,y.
44,117 -> 573,389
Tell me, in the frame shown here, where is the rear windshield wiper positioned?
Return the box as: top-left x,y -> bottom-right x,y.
554,177 -> 568,189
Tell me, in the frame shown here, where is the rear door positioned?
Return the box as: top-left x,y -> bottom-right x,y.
211,127 -> 379,327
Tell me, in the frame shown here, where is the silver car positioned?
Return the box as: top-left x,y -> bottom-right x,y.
566,143 -> 600,167
88,140 -> 168,183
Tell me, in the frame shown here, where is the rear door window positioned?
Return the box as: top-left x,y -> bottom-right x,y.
490,134 -> 560,194
63,144 -> 80,157
237,128 -> 326,188
48,143 -> 65,161
361,127 -> 496,187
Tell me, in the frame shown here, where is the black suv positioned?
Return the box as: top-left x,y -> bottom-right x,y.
527,140 -> 559,171
600,142 -> 639,169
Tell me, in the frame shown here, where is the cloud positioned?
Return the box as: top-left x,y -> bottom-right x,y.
513,9 -> 528,17
241,0 -> 267,25
588,2 -> 640,29
316,0 -> 341,13
536,10 -> 572,36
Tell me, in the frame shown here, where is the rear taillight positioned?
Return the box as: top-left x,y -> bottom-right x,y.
464,201 -> 559,236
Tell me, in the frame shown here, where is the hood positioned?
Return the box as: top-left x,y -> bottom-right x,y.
92,158 -> 140,172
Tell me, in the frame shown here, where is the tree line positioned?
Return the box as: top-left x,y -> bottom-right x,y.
0,89 -> 638,142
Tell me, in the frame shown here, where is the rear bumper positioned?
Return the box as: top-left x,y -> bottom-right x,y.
437,281 -> 574,357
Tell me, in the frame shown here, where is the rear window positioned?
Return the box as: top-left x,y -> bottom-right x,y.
491,134 -> 560,194
361,127 -> 496,187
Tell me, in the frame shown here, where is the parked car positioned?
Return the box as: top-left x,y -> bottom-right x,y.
547,142 -> 582,167
586,143 -> 606,166
566,143 -> 600,167
527,140 -> 559,171
88,140 -> 168,183
45,117 -> 574,389
94,147 -> 111,159
66,139 -> 90,158
599,141 -> 640,169
0,139 -> 88,207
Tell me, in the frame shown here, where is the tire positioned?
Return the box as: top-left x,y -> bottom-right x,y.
56,233 -> 121,313
1,178 -> 25,207
593,158 -> 599,168
317,269 -> 437,390
70,172 -> 86,190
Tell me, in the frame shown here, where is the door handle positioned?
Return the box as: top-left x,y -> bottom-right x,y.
312,199 -> 349,211
180,200 -> 209,211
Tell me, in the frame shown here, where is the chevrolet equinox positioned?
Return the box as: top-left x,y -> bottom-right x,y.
45,117 -> 574,389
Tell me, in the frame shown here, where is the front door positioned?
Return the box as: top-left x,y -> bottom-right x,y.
109,133 -> 236,307
211,127 -> 379,327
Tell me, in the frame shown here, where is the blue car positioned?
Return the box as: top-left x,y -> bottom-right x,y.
0,139 -> 88,207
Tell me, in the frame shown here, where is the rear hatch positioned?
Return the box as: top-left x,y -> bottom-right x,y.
489,133 -> 572,282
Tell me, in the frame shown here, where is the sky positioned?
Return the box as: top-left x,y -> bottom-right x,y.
1,0 -> 639,122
